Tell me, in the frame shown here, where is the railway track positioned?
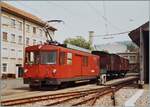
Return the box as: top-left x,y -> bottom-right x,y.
1,76 -> 139,106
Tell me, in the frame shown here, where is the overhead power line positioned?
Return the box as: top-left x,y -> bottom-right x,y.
87,2 -> 122,32
103,1 -> 109,35
92,31 -> 131,37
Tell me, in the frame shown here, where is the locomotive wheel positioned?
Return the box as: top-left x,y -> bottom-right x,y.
122,72 -> 126,77
29,84 -> 41,90
59,82 -> 68,89
68,81 -> 75,87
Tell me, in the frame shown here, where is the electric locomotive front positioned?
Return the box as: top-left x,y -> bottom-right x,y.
23,44 -> 60,88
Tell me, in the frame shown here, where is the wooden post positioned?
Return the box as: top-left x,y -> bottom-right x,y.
111,86 -> 116,106
139,27 -> 144,88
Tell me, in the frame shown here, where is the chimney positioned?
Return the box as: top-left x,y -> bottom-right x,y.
89,31 -> 94,47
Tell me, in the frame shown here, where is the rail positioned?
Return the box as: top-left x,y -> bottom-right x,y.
0,76 -> 139,106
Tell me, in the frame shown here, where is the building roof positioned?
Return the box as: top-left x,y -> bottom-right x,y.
0,2 -> 57,31
117,52 -> 138,55
128,21 -> 149,46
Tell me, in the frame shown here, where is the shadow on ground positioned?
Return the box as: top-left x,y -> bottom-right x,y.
12,80 -> 97,91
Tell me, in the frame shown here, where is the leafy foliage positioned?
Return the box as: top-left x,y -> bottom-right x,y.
64,36 -> 93,50
126,44 -> 137,52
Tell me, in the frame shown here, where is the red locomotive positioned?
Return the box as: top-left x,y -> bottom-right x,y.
23,44 -> 100,88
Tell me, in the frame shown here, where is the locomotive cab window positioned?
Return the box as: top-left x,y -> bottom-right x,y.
25,51 -> 57,64
67,53 -> 72,65
41,51 -> 57,64
25,52 -> 40,64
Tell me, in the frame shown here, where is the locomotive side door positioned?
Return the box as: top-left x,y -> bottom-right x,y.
74,54 -> 82,77
81,56 -> 89,76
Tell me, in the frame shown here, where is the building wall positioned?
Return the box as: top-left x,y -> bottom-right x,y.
118,52 -> 139,64
0,11 -> 54,78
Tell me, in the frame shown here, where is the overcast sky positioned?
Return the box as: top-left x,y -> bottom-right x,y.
5,1 -> 149,45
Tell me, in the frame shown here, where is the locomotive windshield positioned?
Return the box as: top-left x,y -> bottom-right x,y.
25,51 -> 57,64
40,51 -> 57,64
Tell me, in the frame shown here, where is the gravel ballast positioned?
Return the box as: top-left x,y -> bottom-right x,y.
135,90 -> 150,107
95,87 -> 139,106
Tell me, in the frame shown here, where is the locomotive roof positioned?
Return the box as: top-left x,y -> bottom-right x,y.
25,44 -> 98,57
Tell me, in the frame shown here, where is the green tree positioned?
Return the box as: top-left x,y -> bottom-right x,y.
64,36 -> 93,50
126,44 -> 136,52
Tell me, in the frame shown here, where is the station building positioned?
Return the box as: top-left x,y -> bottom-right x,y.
0,2 -> 57,78
129,21 -> 149,84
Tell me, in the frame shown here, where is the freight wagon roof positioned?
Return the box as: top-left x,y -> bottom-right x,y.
111,53 -> 119,56
92,51 -> 110,55
0,2 -> 57,31
111,53 -> 129,61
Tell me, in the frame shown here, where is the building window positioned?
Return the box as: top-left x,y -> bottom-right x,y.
26,37 -> 30,46
67,53 -> 72,65
10,19 -> 15,28
10,49 -> 15,58
17,50 -> 23,59
18,21 -> 22,30
2,16 -> 9,26
26,24 -> 30,32
33,39 -> 36,45
2,48 -> 8,58
130,56 -> 136,62
11,49 -> 15,51
2,63 -> 7,72
18,36 -> 22,44
11,34 -> 15,43
33,27 -> 36,34
3,32 -> 8,41
39,41 -> 42,44
82,56 -> 88,66
39,29 -> 42,36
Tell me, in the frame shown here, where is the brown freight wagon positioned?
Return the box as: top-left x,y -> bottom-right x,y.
92,51 -> 110,82
109,54 -> 128,77
92,51 -> 129,80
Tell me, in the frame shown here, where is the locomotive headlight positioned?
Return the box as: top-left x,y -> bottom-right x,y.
52,69 -> 56,74
24,69 -> 28,73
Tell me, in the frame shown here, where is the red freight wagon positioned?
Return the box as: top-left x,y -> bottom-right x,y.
23,44 -> 100,88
